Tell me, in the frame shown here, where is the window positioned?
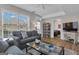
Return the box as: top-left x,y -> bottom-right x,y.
19,15 -> 28,31
34,21 -> 40,33
0,9 -> 29,38
3,11 -> 18,38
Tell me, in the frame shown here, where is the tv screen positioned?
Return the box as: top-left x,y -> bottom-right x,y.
63,22 -> 78,31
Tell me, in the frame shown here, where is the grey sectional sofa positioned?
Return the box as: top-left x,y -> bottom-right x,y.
12,30 -> 41,49
0,40 -> 26,55
0,30 -> 41,55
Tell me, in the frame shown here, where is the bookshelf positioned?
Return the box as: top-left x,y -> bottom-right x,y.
43,23 -> 51,38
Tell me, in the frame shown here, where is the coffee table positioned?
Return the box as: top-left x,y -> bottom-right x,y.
25,42 -> 63,55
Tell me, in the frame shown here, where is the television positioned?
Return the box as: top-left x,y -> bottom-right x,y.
63,22 -> 78,31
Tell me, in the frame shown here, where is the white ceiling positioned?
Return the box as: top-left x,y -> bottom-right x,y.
13,4 -> 79,19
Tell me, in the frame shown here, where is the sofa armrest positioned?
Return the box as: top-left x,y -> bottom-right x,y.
20,37 -> 35,44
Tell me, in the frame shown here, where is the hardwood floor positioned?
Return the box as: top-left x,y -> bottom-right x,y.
42,38 -> 79,54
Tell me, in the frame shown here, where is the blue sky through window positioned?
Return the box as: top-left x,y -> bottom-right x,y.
19,16 -> 28,24
3,11 -> 28,24
3,12 -> 16,24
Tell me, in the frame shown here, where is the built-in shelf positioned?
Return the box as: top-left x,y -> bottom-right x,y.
43,23 -> 51,38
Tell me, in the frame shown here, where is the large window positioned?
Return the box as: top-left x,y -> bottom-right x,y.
3,11 -> 18,38
19,15 -> 28,31
0,10 -> 29,38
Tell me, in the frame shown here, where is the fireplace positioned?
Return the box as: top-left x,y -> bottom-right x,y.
54,30 -> 60,38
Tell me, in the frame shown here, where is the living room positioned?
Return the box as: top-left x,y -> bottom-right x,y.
0,4 -> 79,55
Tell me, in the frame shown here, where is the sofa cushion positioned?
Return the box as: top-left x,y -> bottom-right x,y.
6,38 -> 15,46
21,31 -> 27,39
13,31 -> 23,39
27,31 -> 32,37
5,46 -> 26,55
32,30 -> 38,36
6,40 -> 14,46
0,40 -> 9,52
